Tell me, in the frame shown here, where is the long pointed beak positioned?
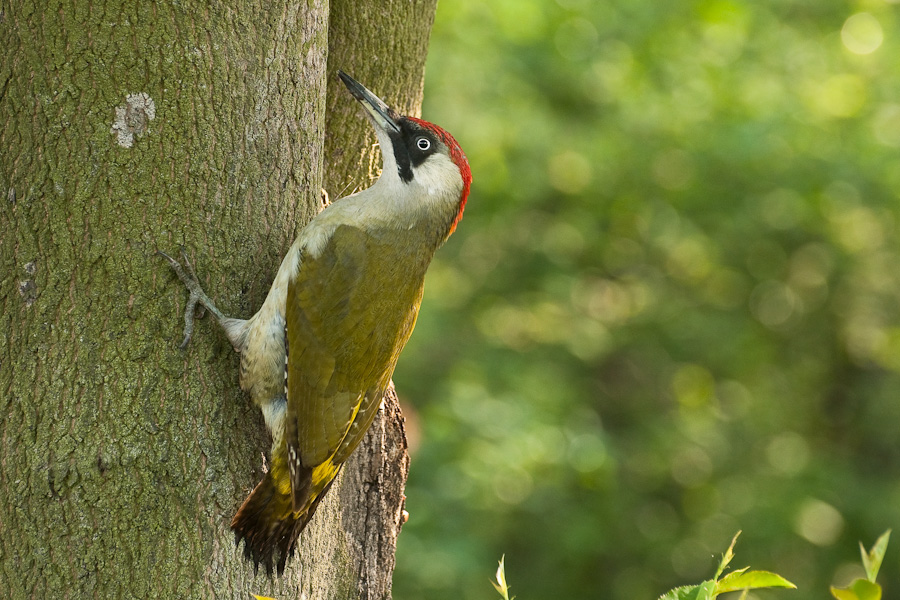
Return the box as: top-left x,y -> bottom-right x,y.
338,71 -> 402,135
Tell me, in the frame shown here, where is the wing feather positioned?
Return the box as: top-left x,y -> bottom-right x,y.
284,224 -> 425,513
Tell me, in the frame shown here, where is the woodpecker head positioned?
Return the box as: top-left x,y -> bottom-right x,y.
339,71 -> 472,238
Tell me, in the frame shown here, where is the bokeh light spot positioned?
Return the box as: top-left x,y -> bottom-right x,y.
872,104 -> 900,147
548,150 -> 593,194
568,433 -> 609,474
672,364 -> 716,409
841,13 -> 883,55
794,499 -> 844,546
805,74 -> 867,118
493,466 -> 534,504
652,149 -> 695,190
554,17 -> 600,61
766,432 -> 810,475
671,446 -> 713,487
759,188 -> 808,230
750,280 -> 799,328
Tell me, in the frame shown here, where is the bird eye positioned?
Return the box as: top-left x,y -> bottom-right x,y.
416,137 -> 431,151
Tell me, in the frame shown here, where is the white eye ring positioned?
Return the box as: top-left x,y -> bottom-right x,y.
416,137 -> 431,151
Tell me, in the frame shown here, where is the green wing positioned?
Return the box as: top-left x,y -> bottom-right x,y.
284,224 -> 425,513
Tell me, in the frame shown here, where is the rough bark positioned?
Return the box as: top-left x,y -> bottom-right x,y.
0,0 -> 435,597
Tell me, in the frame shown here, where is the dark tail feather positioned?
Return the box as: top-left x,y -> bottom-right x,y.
231,465 -> 343,575
231,472 -> 310,576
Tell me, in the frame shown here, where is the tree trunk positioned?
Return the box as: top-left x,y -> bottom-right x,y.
0,0 -> 435,597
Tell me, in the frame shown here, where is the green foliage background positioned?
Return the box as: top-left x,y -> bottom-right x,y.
392,0 -> 900,598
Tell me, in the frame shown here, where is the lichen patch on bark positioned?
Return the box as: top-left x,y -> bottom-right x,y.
110,92 -> 157,148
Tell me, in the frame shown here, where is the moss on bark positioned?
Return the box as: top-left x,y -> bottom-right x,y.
0,0 -> 435,596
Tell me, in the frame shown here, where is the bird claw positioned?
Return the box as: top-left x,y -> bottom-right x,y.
157,248 -> 223,349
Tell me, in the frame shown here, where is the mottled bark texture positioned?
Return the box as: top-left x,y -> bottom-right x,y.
0,0 -> 435,597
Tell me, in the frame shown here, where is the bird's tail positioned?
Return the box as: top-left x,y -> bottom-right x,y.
232,444 -> 322,576
230,453 -> 338,575
230,468 -> 306,575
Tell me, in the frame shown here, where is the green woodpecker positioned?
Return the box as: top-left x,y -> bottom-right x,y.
160,71 -> 471,574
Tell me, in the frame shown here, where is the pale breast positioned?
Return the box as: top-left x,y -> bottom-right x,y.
239,304 -> 287,408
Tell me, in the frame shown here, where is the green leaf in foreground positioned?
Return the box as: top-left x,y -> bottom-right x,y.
492,555 -> 514,600
860,530 -> 891,583
714,532 -> 741,580
660,532 -> 795,599
658,580 -> 717,600
830,530 -> 891,600
830,579 -> 882,600
716,570 -> 797,594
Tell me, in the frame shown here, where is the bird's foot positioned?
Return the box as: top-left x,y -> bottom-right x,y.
158,248 -> 227,349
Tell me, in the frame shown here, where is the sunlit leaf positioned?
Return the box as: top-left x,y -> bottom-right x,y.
715,570 -> 797,593
830,579 -> 882,600
714,531 -> 741,580
658,581 -> 716,600
492,555 -> 513,600
860,530 -> 891,582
